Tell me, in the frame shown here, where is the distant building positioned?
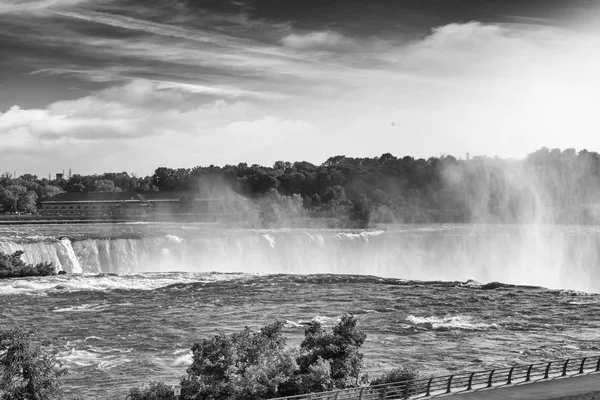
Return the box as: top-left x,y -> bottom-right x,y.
39,191 -> 255,220
56,173 -> 64,180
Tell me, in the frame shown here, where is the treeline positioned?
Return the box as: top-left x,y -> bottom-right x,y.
3,147 -> 600,224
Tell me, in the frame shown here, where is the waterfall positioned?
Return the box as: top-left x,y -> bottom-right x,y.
1,226 -> 599,291
59,238 -> 83,273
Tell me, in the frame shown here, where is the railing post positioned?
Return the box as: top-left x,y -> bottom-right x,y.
544,362 -> 552,379
579,357 -> 587,374
467,372 -> 475,390
487,370 -> 495,388
562,360 -> 570,377
402,380 -> 410,399
507,367 -> 515,384
526,364 -> 534,382
334,390 -> 340,400
425,378 -> 433,396
358,387 -> 364,400
446,375 -> 453,394
596,357 -> 600,372
379,385 -> 387,399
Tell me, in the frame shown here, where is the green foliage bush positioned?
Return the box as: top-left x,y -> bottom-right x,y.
126,381 -> 177,400
0,326 -> 67,400
181,321 -> 299,400
298,314 -> 367,388
370,368 -> 420,400
0,251 -> 55,279
370,367 -> 418,386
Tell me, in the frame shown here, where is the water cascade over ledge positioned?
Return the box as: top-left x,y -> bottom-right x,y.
1,224 -> 599,292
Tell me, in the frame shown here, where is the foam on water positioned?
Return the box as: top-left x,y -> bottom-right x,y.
297,315 -> 341,326
284,320 -> 303,328
53,303 -> 110,313
60,347 -> 133,370
0,272 -> 253,295
406,315 -> 499,331
172,349 -> 193,367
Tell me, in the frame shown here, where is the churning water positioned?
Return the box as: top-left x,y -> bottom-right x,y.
1,223 -> 599,399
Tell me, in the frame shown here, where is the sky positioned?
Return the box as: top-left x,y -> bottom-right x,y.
1,0 -> 600,177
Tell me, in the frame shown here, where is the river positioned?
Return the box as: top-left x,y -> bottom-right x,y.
1,223 -> 599,399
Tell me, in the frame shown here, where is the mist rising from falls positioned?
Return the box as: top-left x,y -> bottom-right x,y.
1,227 -> 599,292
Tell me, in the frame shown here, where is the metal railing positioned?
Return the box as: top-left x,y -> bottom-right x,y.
271,355 -> 600,400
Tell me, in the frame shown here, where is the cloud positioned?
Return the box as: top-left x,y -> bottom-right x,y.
0,0 -> 97,15
153,81 -> 286,100
52,9 -> 350,70
0,104 -> 152,142
0,80 -> 260,146
281,31 -> 356,51
394,21 -> 598,81
297,21 -> 600,160
1,4 -> 352,93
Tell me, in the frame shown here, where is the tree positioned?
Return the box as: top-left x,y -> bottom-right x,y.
38,186 -> 64,201
182,321 -> 298,400
370,368 -> 419,399
92,179 -> 117,193
297,314 -> 366,388
0,251 -> 55,278
17,191 -> 37,214
321,185 -> 347,204
126,382 -> 177,400
0,326 -> 67,400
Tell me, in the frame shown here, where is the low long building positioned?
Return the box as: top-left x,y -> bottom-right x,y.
39,191 -> 256,220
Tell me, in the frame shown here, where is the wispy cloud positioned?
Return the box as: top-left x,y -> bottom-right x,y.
281,31 -> 357,51
52,9 -> 354,70
1,1 -> 361,98
0,0 -> 95,15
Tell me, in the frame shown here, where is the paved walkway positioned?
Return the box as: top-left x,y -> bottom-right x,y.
431,372 -> 600,400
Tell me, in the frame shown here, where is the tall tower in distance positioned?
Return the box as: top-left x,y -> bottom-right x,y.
69,168 -> 72,179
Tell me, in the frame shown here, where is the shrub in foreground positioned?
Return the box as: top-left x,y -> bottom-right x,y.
126,381 -> 177,400
181,321 -> 299,400
0,251 -> 55,278
370,367 -> 420,399
370,367 -> 418,386
0,325 -> 67,400
297,314 -> 367,388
